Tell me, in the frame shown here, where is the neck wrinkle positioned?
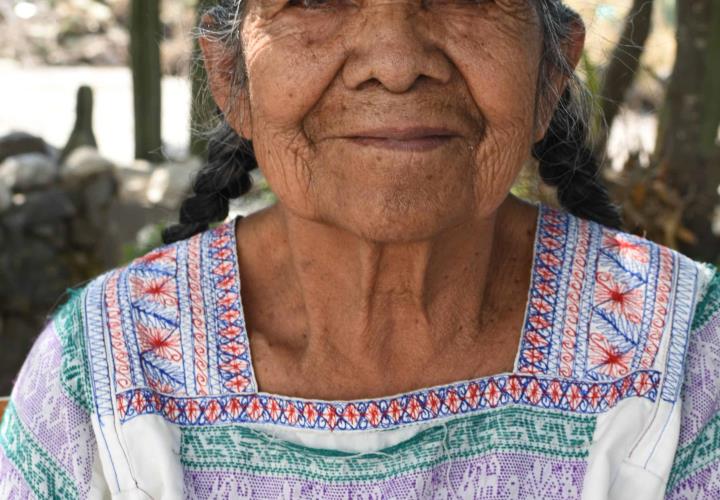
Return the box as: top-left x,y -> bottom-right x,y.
277,200 -> 515,371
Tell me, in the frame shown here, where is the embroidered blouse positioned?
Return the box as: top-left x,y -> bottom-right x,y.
1,204 -> 719,499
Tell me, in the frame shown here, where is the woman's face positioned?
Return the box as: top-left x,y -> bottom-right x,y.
207,0 -> 577,241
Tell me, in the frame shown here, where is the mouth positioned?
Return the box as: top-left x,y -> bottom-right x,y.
342,127 -> 461,152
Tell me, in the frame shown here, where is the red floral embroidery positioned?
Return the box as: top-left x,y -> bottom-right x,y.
588,332 -> 634,378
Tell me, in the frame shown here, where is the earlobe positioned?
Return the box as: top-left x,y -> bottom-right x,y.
534,17 -> 586,143
563,17 -> 586,74
200,35 -> 231,111
199,32 -> 253,141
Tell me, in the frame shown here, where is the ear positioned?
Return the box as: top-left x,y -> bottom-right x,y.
534,16 -> 586,142
199,19 -> 253,140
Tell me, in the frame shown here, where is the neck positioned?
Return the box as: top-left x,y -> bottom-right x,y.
238,195 -> 538,395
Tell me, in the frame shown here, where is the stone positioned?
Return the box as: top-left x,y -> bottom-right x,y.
0,314 -> 42,394
84,172 -> 116,206
30,223 -> 69,250
2,189 -> 76,229
116,162 -> 152,204
82,173 -> 117,228
0,132 -> 48,164
61,146 -> 114,183
60,86 -> 98,164
0,153 -> 58,191
1,235 -> 69,311
145,158 -> 200,209
70,217 -> 99,249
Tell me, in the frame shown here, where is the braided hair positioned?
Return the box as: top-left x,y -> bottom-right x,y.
531,1 -> 622,229
163,1 -> 255,244
533,88 -> 622,228
162,121 -> 257,243
163,0 -> 621,245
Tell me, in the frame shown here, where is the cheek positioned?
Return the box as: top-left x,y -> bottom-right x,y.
440,14 -> 540,133
242,14 -> 349,130
241,14 -> 353,217
241,6 -> 542,231
437,14 -> 541,212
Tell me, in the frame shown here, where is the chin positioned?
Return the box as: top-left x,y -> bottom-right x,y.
321,193 -> 469,243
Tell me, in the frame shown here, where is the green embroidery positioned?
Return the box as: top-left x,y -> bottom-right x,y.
181,406 -> 596,482
53,289 -> 93,413
691,265 -> 720,331
0,402 -> 79,499
668,412 -> 720,490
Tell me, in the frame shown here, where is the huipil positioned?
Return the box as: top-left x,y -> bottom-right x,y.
1,203 -> 718,499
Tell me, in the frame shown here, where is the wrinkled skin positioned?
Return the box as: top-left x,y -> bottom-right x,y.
202,0 -> 584,399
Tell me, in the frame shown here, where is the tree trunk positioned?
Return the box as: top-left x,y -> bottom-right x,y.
702,1 -> 720,154
190,0 -> 214,159
130,0 -> 163,163
600,0 -> 655,132
657,0 -> 720,262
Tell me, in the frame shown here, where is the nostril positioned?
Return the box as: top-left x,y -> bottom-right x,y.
356,78 -> 384,92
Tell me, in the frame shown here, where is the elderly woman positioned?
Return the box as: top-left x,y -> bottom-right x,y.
1,0 -> 718,498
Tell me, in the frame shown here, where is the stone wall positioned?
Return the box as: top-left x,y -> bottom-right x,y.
0,133 -> 118,394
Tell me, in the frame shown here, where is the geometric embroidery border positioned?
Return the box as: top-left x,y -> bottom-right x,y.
117,370 -> 660,430
517,205 -> 570,375
517,204 -> 691,386
180,406 -> 596,479
667,412 -> 720,492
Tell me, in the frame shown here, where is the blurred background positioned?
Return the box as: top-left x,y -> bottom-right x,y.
0,0 -> 718,394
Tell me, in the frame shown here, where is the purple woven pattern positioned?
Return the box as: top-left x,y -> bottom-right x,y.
678,311 -> 720,447
667,463 -> 720,500
0,448 -> 33,499
10,323 -> 97,496
183,453 -> 586,500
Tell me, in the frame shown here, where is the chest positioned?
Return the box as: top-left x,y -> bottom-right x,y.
81,205 -> 706,500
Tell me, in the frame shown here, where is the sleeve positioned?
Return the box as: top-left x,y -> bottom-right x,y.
0,290 -> 109,499
666,265 -> 720,498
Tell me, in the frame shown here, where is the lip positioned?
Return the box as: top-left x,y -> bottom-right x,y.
341,127 -> 461,152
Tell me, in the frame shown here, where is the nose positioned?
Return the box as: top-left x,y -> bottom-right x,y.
341,3 -> 452,93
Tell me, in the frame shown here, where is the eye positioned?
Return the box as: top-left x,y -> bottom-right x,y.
423,0 -> 492,6
287,0 -> 334,8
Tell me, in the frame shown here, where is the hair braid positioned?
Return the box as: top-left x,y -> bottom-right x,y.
532,88 -> 623,230
162,122 -> 257,244
530,1 -> 623,230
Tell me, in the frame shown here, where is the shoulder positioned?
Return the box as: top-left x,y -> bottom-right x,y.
1,287 -> 106,499
548,204 -> 713,330
524,205 -> 712,390
80,220 -> 255,422
664,267 -> 720,496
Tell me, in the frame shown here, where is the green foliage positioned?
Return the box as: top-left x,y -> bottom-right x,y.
579,51 -> 605,141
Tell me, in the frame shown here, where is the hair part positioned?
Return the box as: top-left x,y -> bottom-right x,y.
163,0 -> 622,245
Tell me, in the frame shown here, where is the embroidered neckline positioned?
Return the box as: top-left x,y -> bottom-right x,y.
106,202 -> 701,429
236,204 -> 545,402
